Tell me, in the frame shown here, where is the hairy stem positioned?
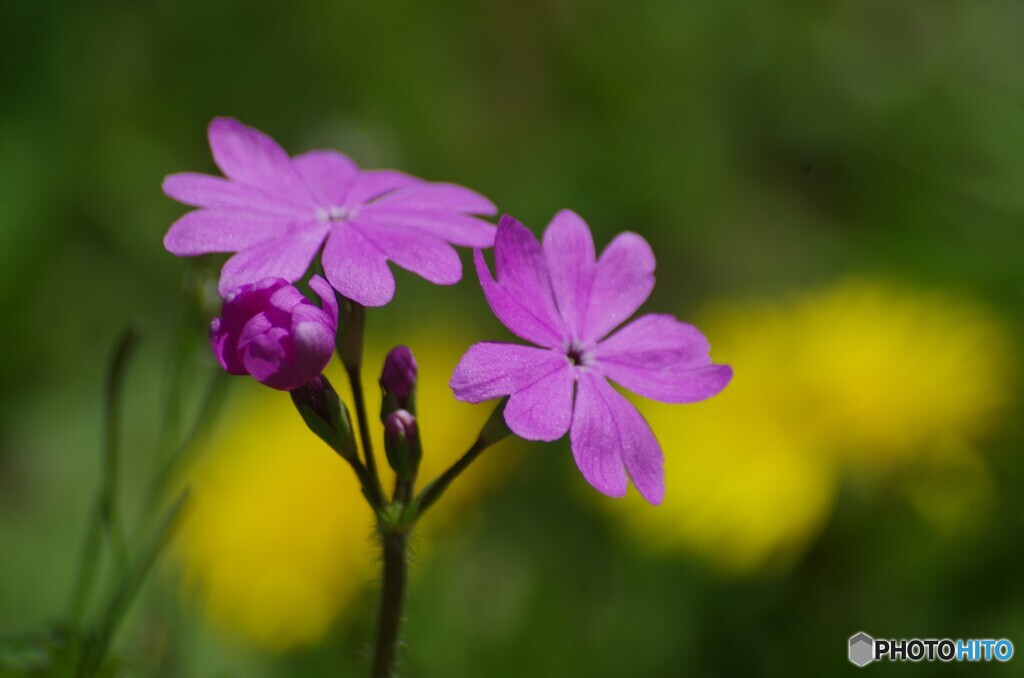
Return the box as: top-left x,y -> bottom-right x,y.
372,532 -> 408,678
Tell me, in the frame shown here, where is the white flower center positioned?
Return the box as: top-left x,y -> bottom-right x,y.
565,340 -> 593,368
316,205 -> 357,223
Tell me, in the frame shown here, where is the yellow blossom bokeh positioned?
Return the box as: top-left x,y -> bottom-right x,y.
170,326 -> 521,650
613,278 -> 1016,573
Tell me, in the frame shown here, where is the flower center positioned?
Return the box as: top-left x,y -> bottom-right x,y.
565,341 -> 592,368
316,205 -> 357,223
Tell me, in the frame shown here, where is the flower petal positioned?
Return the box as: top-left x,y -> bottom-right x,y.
240,325 -> 293,388
475,250 -> 563,348
605,362 -> 733,405
583,232 -> 655,342
207,117 -> 312,206
595,314 -> 732,404
503,361 -> 575,442
571,372 -> 664,504
321,223 -> 395,307
542,210 -> 596,339
209,317 -> 247,375
288,314 -> 336,387
221,278 -> 290,328
164,209 -> 297,256
308,274 -> 339,327
267,283 -> 313,317
450,342 -> 568,403
356,209 -> 496,247
371,182 -> 497,215
292,150 -> 359,207
217,222 -> 329,295
474,215 -> 565,347
345,169 -> 420,205
569,372 -> 628,499
352,221 -> 462,285
596,314 -> 710,368
162,173 -> 302,215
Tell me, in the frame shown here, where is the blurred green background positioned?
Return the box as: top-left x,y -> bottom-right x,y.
2,1 -> 1023,676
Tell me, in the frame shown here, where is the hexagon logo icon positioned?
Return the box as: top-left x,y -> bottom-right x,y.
849,632 -> 875,667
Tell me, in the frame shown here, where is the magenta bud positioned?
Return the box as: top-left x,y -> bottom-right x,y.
384,409 -> 420,483
210,275 -> 338,391
381,345 -> 418,403
385,409 -> 417,442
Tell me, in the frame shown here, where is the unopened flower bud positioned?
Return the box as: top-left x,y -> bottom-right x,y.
211,275 -> 338,391
384,409 -> 421,486
380,346 -> 418,420
290,375 -> 357,461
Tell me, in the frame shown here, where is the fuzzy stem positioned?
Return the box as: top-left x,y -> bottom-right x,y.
372,531 -> 408,678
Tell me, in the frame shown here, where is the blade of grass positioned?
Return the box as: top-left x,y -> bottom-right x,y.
75,491 -> 190,678
67,324 -> 142,627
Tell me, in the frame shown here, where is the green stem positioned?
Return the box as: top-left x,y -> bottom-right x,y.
346,452 -> 385,510
68,325 -> 141,625
336,297 -> 385,508
371,531 -> 408,678
412,438 -> 490,521
347,363 -> 385,506
412,401 -> 510,521
76,492 -> 189,678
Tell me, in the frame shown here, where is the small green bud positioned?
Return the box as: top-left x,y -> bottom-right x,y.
290,375 -> 358,461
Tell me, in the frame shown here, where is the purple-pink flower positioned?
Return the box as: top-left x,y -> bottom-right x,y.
163,117 -> 497,306
450,212 -> 732,504
211,275 -> 338,391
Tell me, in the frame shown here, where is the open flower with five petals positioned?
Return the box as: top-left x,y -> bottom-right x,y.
450,212 -> 732,504
164,117 -> 497,305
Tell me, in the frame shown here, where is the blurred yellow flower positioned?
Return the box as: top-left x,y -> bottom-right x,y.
613,278 -> 1015,573
170,327 -> 520,650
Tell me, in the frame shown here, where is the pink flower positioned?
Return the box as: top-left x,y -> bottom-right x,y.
211,275 -> 338,391
163,117 -> 497,305
450,212 -> 732,504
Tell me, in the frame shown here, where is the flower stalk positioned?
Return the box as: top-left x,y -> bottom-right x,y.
337,299 -> 387,508
411,401 -> 510,522
368,402 -> 507,678
371,531 -> 408,678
